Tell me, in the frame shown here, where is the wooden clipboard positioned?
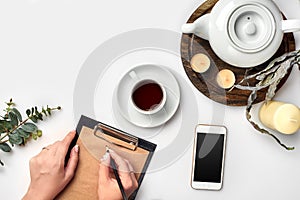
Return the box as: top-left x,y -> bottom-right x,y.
56,115 -> 157,200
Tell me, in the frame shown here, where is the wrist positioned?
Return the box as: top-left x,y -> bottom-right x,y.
23,187 -> 53,200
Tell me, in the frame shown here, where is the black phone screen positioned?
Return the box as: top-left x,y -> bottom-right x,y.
193,132 -> 225,183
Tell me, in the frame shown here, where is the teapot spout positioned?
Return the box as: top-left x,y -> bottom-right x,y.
182,14 -> 210,40
182,23 -> 197,34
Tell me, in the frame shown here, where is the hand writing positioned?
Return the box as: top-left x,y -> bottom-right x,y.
98,150 -> 138,200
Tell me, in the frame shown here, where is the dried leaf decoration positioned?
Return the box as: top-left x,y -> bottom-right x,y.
232,50 -> 300,150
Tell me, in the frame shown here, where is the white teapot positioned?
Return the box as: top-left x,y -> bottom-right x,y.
182,0 -> 300,68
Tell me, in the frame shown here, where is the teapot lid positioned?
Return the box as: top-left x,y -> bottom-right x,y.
227,4 -> 275,53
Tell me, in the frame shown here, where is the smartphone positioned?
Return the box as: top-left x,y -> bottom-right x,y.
191,124 -> 227,190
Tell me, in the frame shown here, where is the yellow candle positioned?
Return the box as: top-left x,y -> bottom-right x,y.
216,69 -> 236,89
190,53 -> 211,73
259,101 -> 300,134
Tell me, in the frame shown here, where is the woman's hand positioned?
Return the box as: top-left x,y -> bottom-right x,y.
98,150 -> 138,200
23,131 -> 79,200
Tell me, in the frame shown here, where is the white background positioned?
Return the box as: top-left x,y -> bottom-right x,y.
1,0 -> 300,199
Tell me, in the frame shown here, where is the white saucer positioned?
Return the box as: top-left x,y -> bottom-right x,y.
115,64 -> 180,128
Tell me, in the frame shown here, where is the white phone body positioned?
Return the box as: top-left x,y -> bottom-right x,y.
191,124 -> 227,190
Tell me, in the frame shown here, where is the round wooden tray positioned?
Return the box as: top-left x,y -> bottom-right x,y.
180,0 -> 295,106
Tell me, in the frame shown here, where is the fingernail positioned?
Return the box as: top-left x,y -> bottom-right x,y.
100,151 -> 109,162
108,148 -> 114,153
74,144 -> 79,153
105,146 -> 114,153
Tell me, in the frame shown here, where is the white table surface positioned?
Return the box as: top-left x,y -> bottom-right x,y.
1,0 -> 300,199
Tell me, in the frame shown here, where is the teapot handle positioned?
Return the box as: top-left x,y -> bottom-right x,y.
282,19 -> 300,33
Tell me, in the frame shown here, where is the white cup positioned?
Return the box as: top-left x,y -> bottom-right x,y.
129,71 -> 166,115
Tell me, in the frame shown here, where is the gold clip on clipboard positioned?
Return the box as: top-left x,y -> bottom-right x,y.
93,124 -> 138,151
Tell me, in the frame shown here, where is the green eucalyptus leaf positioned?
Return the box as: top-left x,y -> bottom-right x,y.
23,138 -> 28,145
37,130 -> 42,137
42,107 -> 47,116
17,128 -> 31,139
4,114 -> 9,120
0,119 -> 13,131
6,102 -> 14,107
6,99 -> 14,107
11,108 -> 22,122
38,113 -> 43,120
0,143 -> 12,152
30,116 -> 38,123
22,123 -> 38,133
9,133 -> 23,145
0,120 -> 8,132
26,109 -> 31,117
32,133 -> 37,140
8,112 -> 18,126
35,106 -> 38,115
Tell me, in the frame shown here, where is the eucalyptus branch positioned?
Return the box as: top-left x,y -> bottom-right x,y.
8,118 -> 29,136
0,118 -> 29,142
0,139 -> 9,144
0,99 -> 61,166
0,132 -> 9,142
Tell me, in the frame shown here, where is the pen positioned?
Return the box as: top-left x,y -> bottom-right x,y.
107,147 -> 128,200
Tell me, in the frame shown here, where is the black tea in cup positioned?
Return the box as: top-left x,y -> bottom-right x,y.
132,81 -> 164,111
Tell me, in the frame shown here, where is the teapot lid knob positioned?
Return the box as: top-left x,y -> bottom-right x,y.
244,22 -> 257,35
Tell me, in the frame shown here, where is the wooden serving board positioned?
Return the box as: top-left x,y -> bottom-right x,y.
180,0 -> 295,106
